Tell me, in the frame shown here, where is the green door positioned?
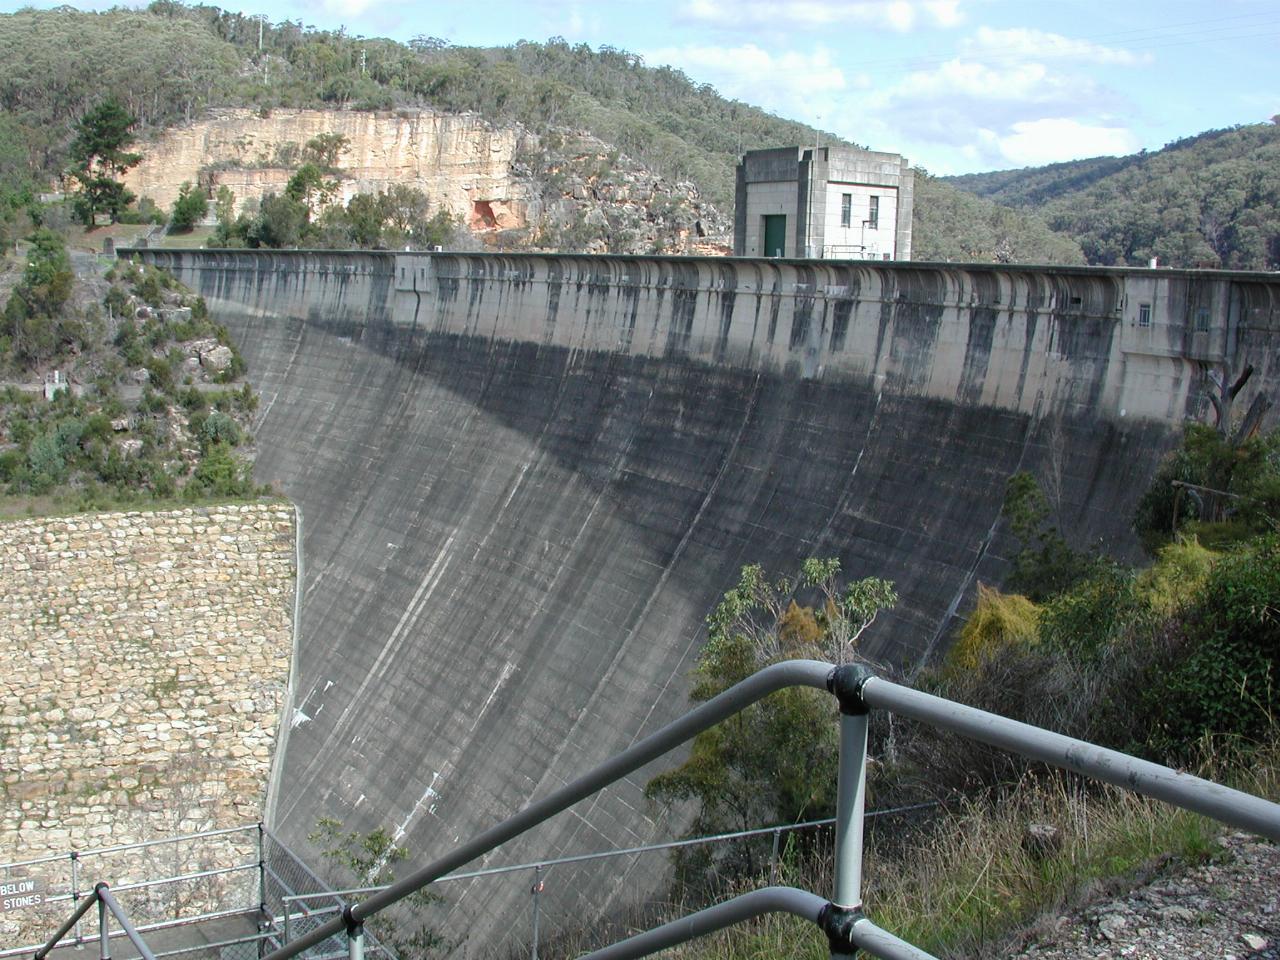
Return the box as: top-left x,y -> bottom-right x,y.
763,215 -> 786,257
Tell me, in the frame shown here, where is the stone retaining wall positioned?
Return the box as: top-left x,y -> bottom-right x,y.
0,502 -> 295,942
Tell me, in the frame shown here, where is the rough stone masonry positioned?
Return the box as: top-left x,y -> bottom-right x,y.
0,502 -> 295,937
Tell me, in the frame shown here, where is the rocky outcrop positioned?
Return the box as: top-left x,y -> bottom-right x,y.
516,132 -> 731,255
1009,833 -> 1279,959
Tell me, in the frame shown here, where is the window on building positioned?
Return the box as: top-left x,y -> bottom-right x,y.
841,193 -> 852,228
1195,306 -> 1211,331
868,196 -> 879,230
1138,303 -> 1152,328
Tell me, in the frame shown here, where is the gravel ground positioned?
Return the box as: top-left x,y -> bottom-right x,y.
1008,833 -> 1279,959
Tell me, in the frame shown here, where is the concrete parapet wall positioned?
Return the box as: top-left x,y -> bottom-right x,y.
0,503 -> 295,942
136,249 -> 1280,427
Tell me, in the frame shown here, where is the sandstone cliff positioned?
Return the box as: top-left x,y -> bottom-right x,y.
124,107 -> 730,255
126,107 -> 526,226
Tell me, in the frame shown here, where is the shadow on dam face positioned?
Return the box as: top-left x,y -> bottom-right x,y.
127,249 -> 1280,953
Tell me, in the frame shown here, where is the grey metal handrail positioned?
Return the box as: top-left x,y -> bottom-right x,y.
262,659 -> 834,959
857,675 -> 1280,842
32,889 -> 98,960
35,661 -> 1280,960
582,886 -> 826,960
261,659 -> 1280,960
580,886 -> 934,960
98,886 -> 158,960
1,823 -> 259,871
33,882 -> 157,960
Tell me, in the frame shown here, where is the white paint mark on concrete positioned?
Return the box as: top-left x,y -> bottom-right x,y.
470,660 -> 516,732
392,770 -> 445,844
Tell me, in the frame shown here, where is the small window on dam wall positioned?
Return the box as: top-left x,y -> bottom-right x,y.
471,200 -> 498,230
1138,303 -> 1152,327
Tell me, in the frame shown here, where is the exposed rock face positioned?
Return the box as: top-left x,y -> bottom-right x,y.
123,107 -> 731,255
523,133 -> 732,255
125,107 -> 528,226
0,504 -> 295,946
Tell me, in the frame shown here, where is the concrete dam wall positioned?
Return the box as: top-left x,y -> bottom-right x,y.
127,248 -> 1280,951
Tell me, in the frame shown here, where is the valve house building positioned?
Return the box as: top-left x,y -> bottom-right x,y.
733,145 -> 914,261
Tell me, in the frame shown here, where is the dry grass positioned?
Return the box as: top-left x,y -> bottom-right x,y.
649,736 -> 1280,960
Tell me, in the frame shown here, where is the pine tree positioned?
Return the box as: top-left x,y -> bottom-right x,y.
68,98 -> 141,226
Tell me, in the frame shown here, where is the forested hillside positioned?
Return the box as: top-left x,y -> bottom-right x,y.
947,124 -> 1280,270
912,175 -> 1085,264
0,2 -> 1077,263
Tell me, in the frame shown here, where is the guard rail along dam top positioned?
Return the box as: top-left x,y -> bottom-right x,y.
123,247 -> 1280,952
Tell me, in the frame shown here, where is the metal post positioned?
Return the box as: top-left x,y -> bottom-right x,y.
257,822 -> 267,914
347,922 -> 365,960
530,865 -> 543,960
769,828 -> 782,885
70,851 -> 82,943
833,710 -> 868,912
283,904 -> 291,944
98,891 -> 110,960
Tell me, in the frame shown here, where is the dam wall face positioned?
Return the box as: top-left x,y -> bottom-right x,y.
128,248 -> 1280,950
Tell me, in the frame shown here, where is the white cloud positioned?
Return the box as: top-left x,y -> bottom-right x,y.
318,0 -> 382,16
981,118 -> 1140,167
846,51 -> 1138,173
881,59 -> 1070,103
924,0 -> 962,28
644,42 -> 848,118
680,0 -> 964,32
961,27 -> 1151,66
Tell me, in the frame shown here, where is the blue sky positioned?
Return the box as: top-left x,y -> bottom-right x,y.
6,0 -> 1278,174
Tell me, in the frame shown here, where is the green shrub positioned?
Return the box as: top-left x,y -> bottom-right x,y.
1135,537 -> 1217,616
136,274 -> 164,308
82,413 -> 114,444
1135,424 -> 1280,552
1039,562 -> 1144,658
138,387 -> 167,414
26,428 -> 74,491
142,357 -> 173,393
0,449 -> 23,482
186,442 -> 253,498
103,285 -> 131,318
196,410 -> 241,448
149,463 -> 176,498
178,386 -> 207,412
1144,536 -> 1280,754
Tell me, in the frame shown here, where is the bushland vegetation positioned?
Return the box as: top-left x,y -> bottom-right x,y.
308,818 -> 452,958
211,174 -> 460,251
946,122 -> 1280,269
0,2 -> 1102,264
0,238 -> 264,514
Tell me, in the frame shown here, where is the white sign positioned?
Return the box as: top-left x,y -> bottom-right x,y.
0,878 -> 44,912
